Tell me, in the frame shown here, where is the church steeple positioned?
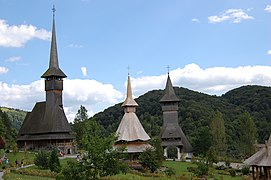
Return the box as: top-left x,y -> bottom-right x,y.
41,6 -> 66,78
160,73 -> 179,103
122,75 -> 138,107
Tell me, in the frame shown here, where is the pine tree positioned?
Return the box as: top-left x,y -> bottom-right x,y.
49,148 -> 61,172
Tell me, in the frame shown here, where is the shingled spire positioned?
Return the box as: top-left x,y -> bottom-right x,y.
122,75 -> 138,108
160,73 -> 179,103
41,7 -> 66,78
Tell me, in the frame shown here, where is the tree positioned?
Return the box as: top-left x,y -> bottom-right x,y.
73,105 -> 89,148
59,119 -> 128,179
34,150 -> 49,169
49,148 -> 61,172
139,148 -> 159,173
192,126 -> 212,155
239,111 -> 257,158
209,111 -> 227,156
150,137 -> 164,166
0,137 -> 5,149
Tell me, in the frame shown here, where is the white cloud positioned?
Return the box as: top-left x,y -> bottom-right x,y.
191,18 -> 200,22
0,66 -> 8,74
67,44 -> 83,48
5,56 -> 21,62
131,63 -> 271,96
0,19 -> 50,47
0,79 -> 123,122
208,9 -> 254,23
81,67 -> 87,76
267,50 -> 271,55
265,5 -> 271,12
2,64 -> 271,122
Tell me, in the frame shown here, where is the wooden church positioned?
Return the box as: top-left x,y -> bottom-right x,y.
114,75 -> 152,160
17,9 -> 76,155
160,73 -> 193,160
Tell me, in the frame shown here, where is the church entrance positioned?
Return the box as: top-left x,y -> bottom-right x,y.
167,146 -> 177,159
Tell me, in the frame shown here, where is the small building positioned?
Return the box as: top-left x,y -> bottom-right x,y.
160,73 -> 193,160
244,135 -> 271,180
114,75 -> 152,160
17,9 -> 76,154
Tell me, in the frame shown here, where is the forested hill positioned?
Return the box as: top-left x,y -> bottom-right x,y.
2,85 -> 271,156
0,107 -> 27,148
93,85 -> 271,156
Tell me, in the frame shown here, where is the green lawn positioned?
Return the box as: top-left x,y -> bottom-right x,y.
3,157 -> 245,180
2,151 -> 36,168
3,173 -> 54,180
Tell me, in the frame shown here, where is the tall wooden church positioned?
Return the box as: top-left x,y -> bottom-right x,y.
114,75 -> 152,160
160,73 -> 192,160
17,9 -> 76,154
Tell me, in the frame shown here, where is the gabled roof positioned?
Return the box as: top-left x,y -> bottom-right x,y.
122,75 -> 138,107
41,15 -> 66,78
160,74 -> 179,102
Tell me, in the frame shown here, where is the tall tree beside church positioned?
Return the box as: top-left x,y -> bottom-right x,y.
73,105 -> 89,148
209,111 -> 227,156
239,111 -> 257,158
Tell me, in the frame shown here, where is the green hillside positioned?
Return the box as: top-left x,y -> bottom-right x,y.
93,85 -> 271,157
2,85 -> 271,158
1,107 -> 27,131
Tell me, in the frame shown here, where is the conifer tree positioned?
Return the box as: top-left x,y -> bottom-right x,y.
49,148 -> 61,172
209,111 -> 227,156
73,105 -> 88,148
239,111 -> 257,158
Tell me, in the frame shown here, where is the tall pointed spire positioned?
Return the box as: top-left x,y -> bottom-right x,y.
122,75 -> 138,107
41,6 -> 66,78
160,74 -> 179,102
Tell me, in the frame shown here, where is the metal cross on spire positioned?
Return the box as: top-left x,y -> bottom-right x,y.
167,65 -> 170,74
52,5 -> 56,17
127,65 -> 130,76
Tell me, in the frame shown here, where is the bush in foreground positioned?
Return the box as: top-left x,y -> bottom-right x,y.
34,150 -> 49,169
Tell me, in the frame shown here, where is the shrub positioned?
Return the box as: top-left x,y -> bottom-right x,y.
49,148 -> 61,173
229,169 -> 236,177
34,150 -> 49,169
241,166 -> 250,175
139,148 -> 159,173
164,167 -> 176,177
195,161 -> 209,177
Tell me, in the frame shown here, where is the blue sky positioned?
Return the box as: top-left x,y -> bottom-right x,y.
0,0 -> 271,121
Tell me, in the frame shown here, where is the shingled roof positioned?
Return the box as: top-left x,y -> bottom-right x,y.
122,75 -> 138,107
41,15 -> 66,78
116,75 -> 150,142
160,124 -> 193,152
160,74 -> 179,102
17,101 -> 72,140
244,135 -> 271,167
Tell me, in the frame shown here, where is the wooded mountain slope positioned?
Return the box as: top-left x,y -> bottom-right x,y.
94,85 -> 271,156
2,85 -> 271,156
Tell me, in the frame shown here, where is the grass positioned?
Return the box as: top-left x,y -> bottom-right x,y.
3,172 -> 54,180
5,151 -> 36,167
2,155 -> 245,180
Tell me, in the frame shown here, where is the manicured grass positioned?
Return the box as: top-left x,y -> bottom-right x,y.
3,172 -> 54,180
2,152 -> 36,168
